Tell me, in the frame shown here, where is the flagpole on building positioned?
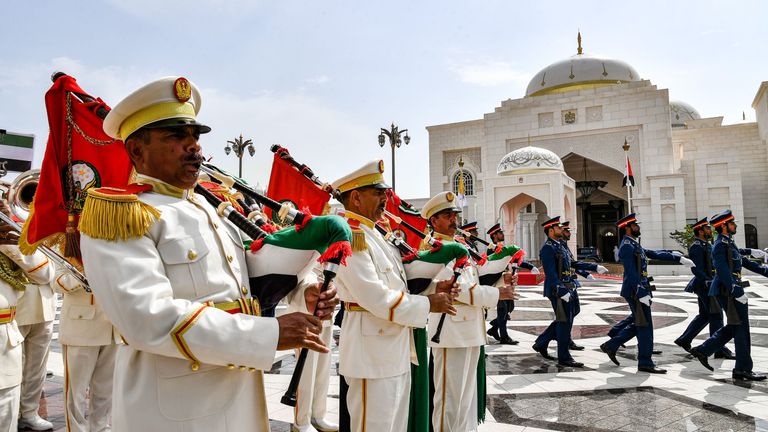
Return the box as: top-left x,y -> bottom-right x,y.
623,138 -> 633,213
457,157 -> 467,223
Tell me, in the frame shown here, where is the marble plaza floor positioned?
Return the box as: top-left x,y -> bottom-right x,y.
33,274 -> 768,431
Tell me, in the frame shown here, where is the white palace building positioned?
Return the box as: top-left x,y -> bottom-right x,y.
421,35 -> 768,261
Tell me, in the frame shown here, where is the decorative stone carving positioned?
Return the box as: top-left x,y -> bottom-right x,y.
498,146 -> 564,175
562,109 -> 577,125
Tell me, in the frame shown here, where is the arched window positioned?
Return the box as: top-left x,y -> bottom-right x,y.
452,171 -> 474,196
745,224 -> 758,249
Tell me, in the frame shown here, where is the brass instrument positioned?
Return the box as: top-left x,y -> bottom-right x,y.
0,169 -> 91,292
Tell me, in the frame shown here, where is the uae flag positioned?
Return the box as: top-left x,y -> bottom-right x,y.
386,189 -> 428,250
0,132 -> 34,174
622,155 -> 635,187
477,244 -> 525,286
265,146 -> 331,223
403,242 -> 470,294
19,74 -> 132,257
245,214 -> 351,311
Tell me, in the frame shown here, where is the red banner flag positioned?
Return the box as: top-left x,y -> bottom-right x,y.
265,148 -> 331,223
20,74 -> 132,256
385,189 -> 428,250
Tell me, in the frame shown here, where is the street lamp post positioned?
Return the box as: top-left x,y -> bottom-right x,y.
224,133 -> 255,178
378,123 -> 410,191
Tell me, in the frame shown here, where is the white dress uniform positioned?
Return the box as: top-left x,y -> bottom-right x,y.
284,271 -> 335,431
420,192 -> 500,432
52,266 -> 118,432
0,245 -> 51,432
80,175 -> 280,432
335,211 -> 430,432
3,244 -> 54,423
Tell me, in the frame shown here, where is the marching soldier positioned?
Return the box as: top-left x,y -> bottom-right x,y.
332,161 -> 456,432
560,221 -> 608,351
486,223 -> 519,345
78,76 -> 336,431
0,200 -> 53,431
674,217 -> 735,359
459,221 -> 482,253
52,265 -> 119,432
600,213 -> 692,373
13,237 -> 55,431
423,192 -> 516,432
532,217 -> 582,367
690,210 -> 767,380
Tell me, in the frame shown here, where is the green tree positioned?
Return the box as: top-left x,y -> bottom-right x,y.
669,224 -> 695,250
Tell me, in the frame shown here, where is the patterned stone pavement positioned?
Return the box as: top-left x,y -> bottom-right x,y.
29,274 -> 768,431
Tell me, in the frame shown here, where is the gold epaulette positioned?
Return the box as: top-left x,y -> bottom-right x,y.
345,219 -> 367,252
78,184 -> 160,241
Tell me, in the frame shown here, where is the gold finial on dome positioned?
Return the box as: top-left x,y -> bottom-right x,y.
577,31 -> 583,55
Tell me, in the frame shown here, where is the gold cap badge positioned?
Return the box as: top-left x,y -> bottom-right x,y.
446,192 -> 454,201
378,160 -> 385,173
174,77 -> 192,103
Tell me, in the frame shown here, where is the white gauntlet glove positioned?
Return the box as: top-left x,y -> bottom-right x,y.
639,295 -> 651,306
596,265 -> 609,274
561,292 -> 571,303
679,257 -> 695,268
530,267 -> 540,275
749,249 -> 767,259
735,294 -> 748,304
671,250 -> 683,258
586,274 -> 596,280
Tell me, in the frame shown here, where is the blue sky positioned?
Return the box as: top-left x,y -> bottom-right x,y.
2,0 -> 766,199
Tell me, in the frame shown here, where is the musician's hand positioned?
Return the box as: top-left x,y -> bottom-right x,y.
303,282 -> 339,320
427,293 -> 456,315
435,279 -> 459,299
276,312 -> 328,353
503,271 -> 518,286
498,284 -> 519,301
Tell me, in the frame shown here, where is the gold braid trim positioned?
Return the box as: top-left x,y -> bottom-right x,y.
351,228 -> 367,252
0,254 -> 28,291
78,189 -> 161,241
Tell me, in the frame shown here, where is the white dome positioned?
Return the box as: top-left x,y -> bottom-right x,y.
525,34 -> 641,97
497,146 -> 564,175
670,100 -> 701,128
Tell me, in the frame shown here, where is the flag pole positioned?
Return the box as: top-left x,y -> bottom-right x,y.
623,139 -> 632,213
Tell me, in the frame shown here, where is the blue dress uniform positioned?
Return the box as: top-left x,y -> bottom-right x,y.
602,214 -> 679,369
692,210 -> 766,380
675,217 -> 733,357
486,223 -> 517,343
533,217 -> 578,364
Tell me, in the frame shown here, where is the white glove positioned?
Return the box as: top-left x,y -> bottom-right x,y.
561,292 -> 571,303
530,267 -> 540,275
671,250 -> 683,257
596,265 -> 609,274
764,248 -> 768,263
639,295 -> 651,306
679,257 -> 695,267
586,274 -> 596,280
749,249 -> 767,259
735,294 -> 748,304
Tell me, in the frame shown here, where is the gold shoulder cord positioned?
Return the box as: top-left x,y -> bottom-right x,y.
0,254 -> 29,291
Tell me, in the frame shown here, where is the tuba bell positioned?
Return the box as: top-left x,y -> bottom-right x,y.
7,169 -> 40,221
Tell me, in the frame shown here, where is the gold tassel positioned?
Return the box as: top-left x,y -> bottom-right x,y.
64,214 -> 80,258
351,228 -> 367,252
78,189 -> 161,241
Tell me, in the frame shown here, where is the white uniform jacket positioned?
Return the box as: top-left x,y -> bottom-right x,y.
0,246 -> 50,390
2,246 -> 54,327
335,212 -> 430,379
52,267 -> 118,346
426,251 -> 499,349
80,176 -> 280,431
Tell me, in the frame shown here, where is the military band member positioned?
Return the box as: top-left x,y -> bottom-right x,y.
0,201 -> 53,432
459,221 -> 482,253
673,218 -> 735,359
690,210 -> 767,380
332,161 -> 456,432
532,217 -> 582,367
600,214 -> 692,373
79,76 -> 335,431
560,221 -> 608,351
423,192 -> 516,432
52,265 -> 119,432
12,235 -> 55,431
485,223 -> 518,345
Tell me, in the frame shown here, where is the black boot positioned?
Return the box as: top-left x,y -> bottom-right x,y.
733,370 -> 767,381
487,327 -> 500,341
674,339 -> 691,353
689,347 -> 713,371
600,342 -> 620,366
569,341 -> 585,351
